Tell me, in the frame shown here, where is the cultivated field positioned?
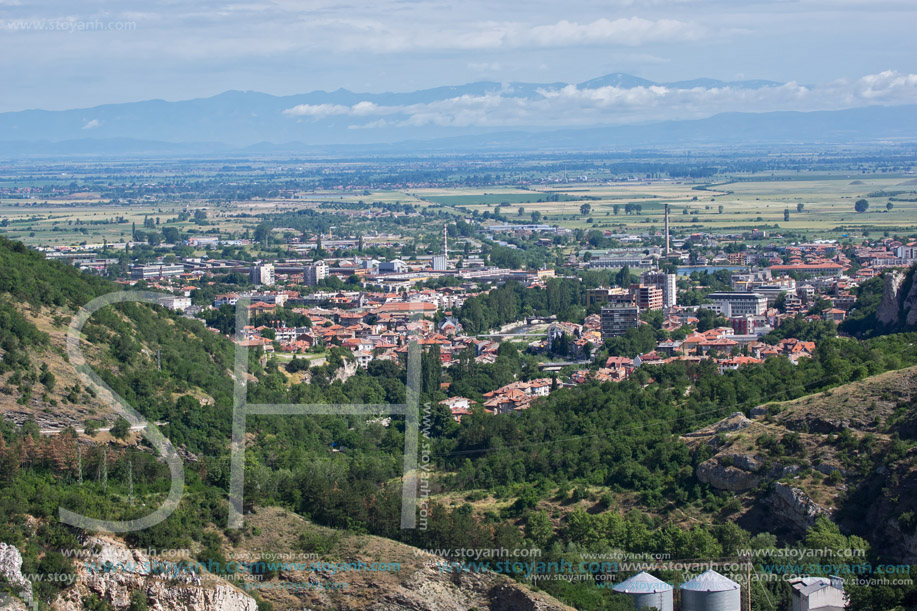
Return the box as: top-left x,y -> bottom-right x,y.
2,172 -> 915,247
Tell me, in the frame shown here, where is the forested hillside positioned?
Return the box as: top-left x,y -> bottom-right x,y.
2,236 -> 917,610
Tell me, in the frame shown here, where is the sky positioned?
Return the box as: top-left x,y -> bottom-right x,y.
0,0 -> 915,119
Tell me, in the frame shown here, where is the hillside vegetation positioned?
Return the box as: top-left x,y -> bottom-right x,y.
2,235 -> 917,610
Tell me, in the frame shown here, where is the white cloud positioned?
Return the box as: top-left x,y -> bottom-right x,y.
273,70 -> 917,130
282,103 -> 354,118
337,17 -> 704,52
81,119 -> 101,129
519,17 -> 703,47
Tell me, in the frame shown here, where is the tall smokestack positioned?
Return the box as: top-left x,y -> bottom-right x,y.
443,224 -> 448,260
664,204 -> 670,257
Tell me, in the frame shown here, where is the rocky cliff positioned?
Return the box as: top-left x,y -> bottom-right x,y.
770,483 -> 833,531
0,506 -> 575,611
0,542 -> 33,609
50,536 -> 258,611
874,267 -> 917,328
876,271 -> 905,325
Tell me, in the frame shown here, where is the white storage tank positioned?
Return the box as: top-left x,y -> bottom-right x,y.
612,570 -> 674,611
679,569 -> 741,611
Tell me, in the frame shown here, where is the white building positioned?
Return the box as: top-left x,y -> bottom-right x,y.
432,255 -> 448,271
708,292 -> 767,317
790,576 -> 846,611
250,263 -> 275,286
304,261 -> 329,286
158,296 -> 192,311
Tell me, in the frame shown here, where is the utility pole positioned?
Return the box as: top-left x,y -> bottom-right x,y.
128,458 -> 134,505
98,446 -> 108,489
746,555 -> 752,611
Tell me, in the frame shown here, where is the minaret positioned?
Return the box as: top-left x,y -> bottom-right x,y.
664,204 -> 670,257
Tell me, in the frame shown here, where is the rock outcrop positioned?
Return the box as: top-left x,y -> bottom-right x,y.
52,536 -> 258,611
0,542 -> 33,607
697,454 -> 763,492
682,412 -> 752,439
364,561 -> 573,611
904,273 -> 917,327
770,482 -> 832,531
876,271 -> 904,326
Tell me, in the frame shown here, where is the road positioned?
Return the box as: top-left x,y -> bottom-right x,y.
40,421 -> 168,435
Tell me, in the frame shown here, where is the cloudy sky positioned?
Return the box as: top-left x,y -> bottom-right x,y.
1,0 -> 915,122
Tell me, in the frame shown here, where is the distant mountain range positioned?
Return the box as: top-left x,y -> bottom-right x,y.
1,73 -> 915,156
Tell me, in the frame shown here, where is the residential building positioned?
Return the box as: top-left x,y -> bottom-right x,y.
250,263 -> 275,286
304,260 -> 329,286
587,287 -> 633,307
601,305 -> 640,339
709,292 -> 767,317
641,271 -> 677,308
633,285 -> 663,311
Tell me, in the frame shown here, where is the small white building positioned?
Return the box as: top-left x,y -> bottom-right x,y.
790,576 -> 846,611
353,350 -> 373,369
159,296 -> 192,311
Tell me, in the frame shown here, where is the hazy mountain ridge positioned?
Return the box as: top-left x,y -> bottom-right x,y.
2,104 -> 916,157
1,72 -> 870,153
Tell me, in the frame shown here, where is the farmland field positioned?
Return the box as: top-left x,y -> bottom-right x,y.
2,171 -> 915,247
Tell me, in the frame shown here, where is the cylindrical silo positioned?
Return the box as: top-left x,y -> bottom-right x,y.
679,569 -> 741,611
612,570 -> 674,611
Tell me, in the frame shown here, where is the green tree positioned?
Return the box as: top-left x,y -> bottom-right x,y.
855,199 -> 869,213
580,203 -> 591,216
110,416 -> 131,440
83,419 -> 100,437
128,590 -> 150,611
525,510 -> 554,547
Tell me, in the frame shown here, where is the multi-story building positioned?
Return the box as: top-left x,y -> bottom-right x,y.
432,255 -> 448,271
587,255 -> 655,270
633,285 -> 663,311
601,305 -> 640,339
708,292 -> 767,317
130,264 -> 185,280
250,263 -> 275,286
587,287 -> 633,307
641,271 -> 677,308
303,260 -> 329,286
